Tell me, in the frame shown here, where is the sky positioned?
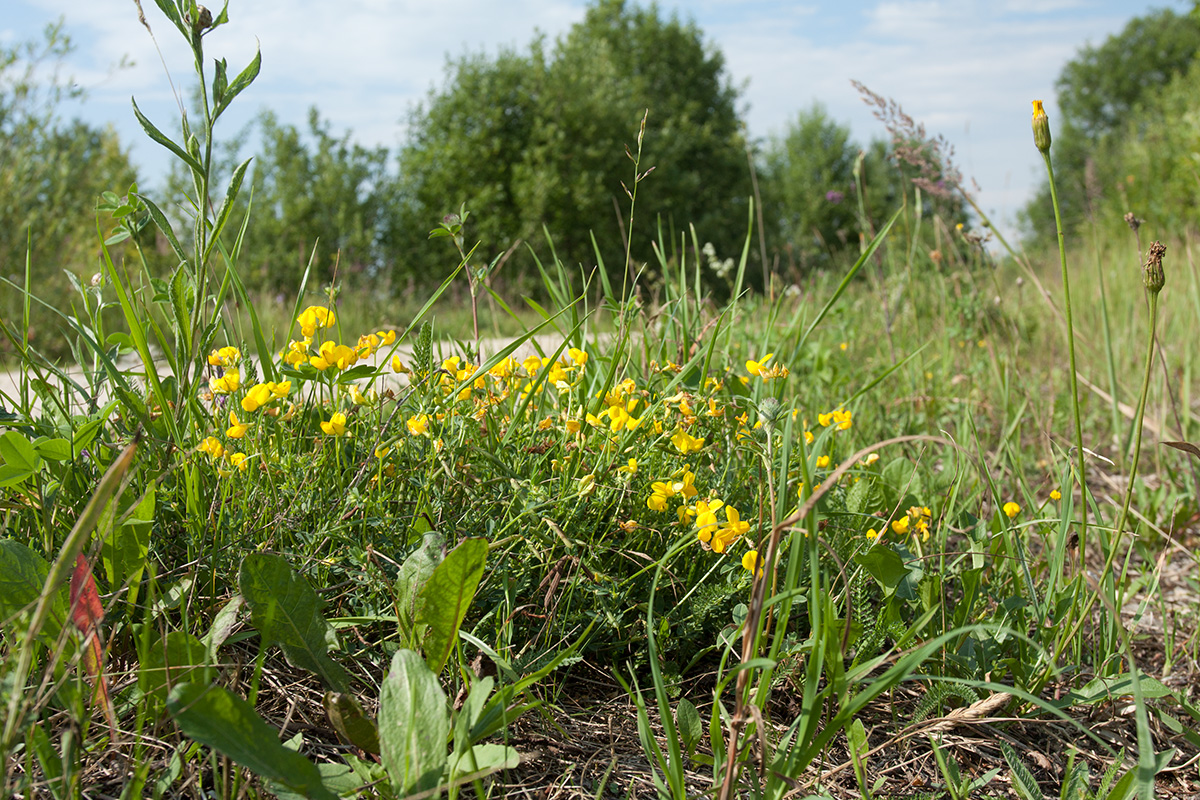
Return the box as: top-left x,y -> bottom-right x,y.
3,0 -> 1192,244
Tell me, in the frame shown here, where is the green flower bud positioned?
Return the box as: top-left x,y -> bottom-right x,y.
1031,100 -> 1051,154
1144,241 -> 1165,295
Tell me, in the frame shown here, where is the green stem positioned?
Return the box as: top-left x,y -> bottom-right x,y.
1041,151 -> 1089,558
1113,291 -> 1157,545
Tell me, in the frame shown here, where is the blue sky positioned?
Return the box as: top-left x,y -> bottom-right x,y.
3,0 -> 1191,242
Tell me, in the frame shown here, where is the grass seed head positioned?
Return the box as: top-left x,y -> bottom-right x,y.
1144,240 -> 1166,294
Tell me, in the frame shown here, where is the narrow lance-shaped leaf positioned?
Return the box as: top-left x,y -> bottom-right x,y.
70,554 -> 116,729
377,649 -> 449,794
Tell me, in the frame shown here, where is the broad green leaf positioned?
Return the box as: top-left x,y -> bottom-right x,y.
0,539 -> 67,644
853,547 -> 909,596
167,683 -> 336,800
323,692 -> 380,755
675,699 -> 702,756
205,595 -> 244,662
378,649 -> 449,794
448,743 -> 519,778
416,537 -> 488,673
238,553 -> 350,692
396,533 -> 444,648
0,431 -> 41,474
139,631 -> 213,705
33,437 -> 72,462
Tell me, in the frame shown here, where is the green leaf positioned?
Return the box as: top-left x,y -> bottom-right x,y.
448,743 -> 519,778
132,191 -> 188,264
206,157 -> 253,261
396,533 -> 444,648
1001,741 -> 1043,800
167,683 -> 337,800
0,539 -> 67,644
416,537 -> 488,673
378,649 -> 449,794
214,47 -> 261,120
100,485 -> 154,606
33,438 -> 72,462
675,698 -> 702,756
0,430 -> 41,473
130,100 -> 204,178
139,631 -> 213,705
238,553 -> 351,692
853,546 -> 909,596
204,595 -> 244,662
323,692 -> 380,755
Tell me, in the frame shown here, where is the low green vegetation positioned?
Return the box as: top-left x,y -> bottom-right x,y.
2,2 -> 1200,799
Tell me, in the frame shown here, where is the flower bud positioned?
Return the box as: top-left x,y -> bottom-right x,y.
1143,241 -> 1166,294
1031,100 -> 1051,154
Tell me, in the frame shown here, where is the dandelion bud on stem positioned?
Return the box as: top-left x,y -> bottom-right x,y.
1031,100 -> 1051,154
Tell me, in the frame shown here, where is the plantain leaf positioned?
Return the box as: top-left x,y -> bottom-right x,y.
416,537 -> 487,673
167,683 -> 337,800
238,553 -> 350,692
378,649 -> 449,794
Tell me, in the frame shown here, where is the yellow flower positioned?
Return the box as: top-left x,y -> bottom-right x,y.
746,353 -> 774,376
891,516 -> 910,535
209,368 -> 240,395
282,338 -> 310,366
711,506 -> 750,553
577,473 -> 596,496
297,305 -> 336,338
1050,490 -> 1062,501
618,458 -> 638,475
741,549 -> 762,577
321,411 -> 349,437
226,410 -> 251,439
375,445 -> 391,459
671,429 -> 705,455
865,528 -> 879,540
840,342 -> 848,351
647,481 -> 677,511
197,436 -> 224,461
310,341 -> 358,372
207,346 -> 241,368
1003,501 -> 1021,519
228,452 -> 249,473
832,408 -> 852,430
694,499 -> 725,545
406,413 -> 430,437
818,412 -> 833,427
391,355 -> 411,374
816,455 -> 830,469
803,430 -> 814,445
568,347 -> 589,367
241,382 -> 274,413
861,453 -> 879,466
348,384 -> 374,406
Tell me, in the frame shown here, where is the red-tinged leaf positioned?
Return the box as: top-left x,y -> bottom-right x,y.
69,554 -> 115,729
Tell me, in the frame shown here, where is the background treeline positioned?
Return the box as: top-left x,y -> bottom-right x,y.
1022,4 -> 1200,244
5,1 -> 1200,355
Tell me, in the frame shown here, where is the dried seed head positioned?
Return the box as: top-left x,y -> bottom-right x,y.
1031,100 -> 1051,153
1144,240 -> 1166,294
1124,212 -> 1143,232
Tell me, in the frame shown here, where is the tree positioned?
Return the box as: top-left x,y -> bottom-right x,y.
1022,6 -> 1200,241
391,0 -> 752,292
761,104 -> 859,272
0,22 -> 138,356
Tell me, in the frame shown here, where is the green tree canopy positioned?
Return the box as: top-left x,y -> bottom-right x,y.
390,0 -> 752,291
1022,5 -> 1200,241
0,22 -> 137,355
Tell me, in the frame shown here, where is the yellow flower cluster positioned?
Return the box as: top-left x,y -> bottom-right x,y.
818,407 -> 852,431
746,353 -> 790,381
882,505 -> 933,542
